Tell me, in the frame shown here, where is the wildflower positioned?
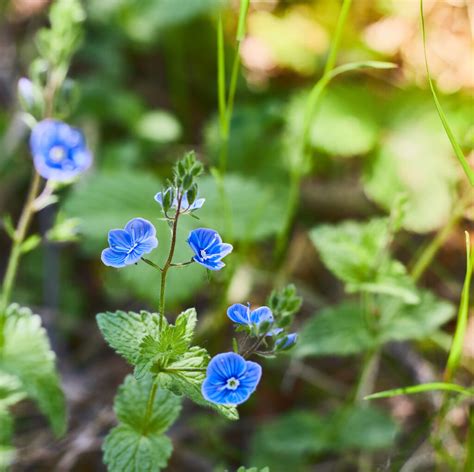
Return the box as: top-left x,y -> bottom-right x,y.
275,333 -> 298,350
155,188 -> 205,213
101,218 -> 158,268
30,119 -> 92,181
227,303 -> 274,330
187,228 -> 232,270
201,352 -> 262,406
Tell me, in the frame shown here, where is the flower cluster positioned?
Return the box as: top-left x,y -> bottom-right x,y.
200,299 -> 299,406
99,153 -> 299,413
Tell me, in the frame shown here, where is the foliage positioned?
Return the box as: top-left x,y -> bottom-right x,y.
251,406 -> 397,470
0,304 -> 66,437
103,375 -> 181,472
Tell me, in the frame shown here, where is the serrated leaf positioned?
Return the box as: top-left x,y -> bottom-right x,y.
294,291 -> 454,358
134,308 -> 197,378
103,424 -> 172,472
158,348 -> 238,421
115,375 -> 181,434
0,304 -> 66,436
0,372 -> 26,409
293,303 -> 375,358
310,219 -> 419,304
103,375 -> 181,472
96,310 -> 162,365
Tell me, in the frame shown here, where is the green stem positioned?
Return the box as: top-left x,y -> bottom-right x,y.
0,171 -> 42,318
141,257 -> 163,272
143,381 -> 158,434
275,0 -> 352,259
410,203 -> 464,282
465,406 -> 474,472
158,194 -> 182,332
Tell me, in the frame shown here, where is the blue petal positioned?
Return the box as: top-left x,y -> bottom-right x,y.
233,360 -> 262,403
201,377 -> 228,404
227,304 -> 251,325
108,229 -> 132,251
206,352 -> 246,382
189,228 -> 221,251
267,327 -> 284,337
154,192 -> 163,206
193,257 -> 225,271
125,218 -> 156,244
136,236 -> 159,254
124,249 -> 143,266
101,248 -> 128,268
189,197 -> 205,210
30,120 -> 60,156
206,242 -> 233,258
250,306 -> 274,326
276,333 -> 298,349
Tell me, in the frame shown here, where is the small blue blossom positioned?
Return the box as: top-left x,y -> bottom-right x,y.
155,188 -> 205,213
201,352 -> 262,406
30,119 -> 92,181
18,78 -> 35,107
276,333 -> 298,350
227,303 -> 274,330
187,228 -> 232,270
101,218 -> 158,268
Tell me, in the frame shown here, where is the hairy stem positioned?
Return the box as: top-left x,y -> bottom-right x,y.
158,194 -> 182,332
143,381 -> 158,434
0,171 -> 42,319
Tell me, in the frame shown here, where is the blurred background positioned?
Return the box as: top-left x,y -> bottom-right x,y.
0,0 -> 473,470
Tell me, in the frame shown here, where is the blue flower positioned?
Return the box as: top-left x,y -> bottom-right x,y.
227,303 -> 274,330
155,188 -> 205,213
187,228 -> 232,270
101,218 -> 158,268
30,119 -> 92,182
201,352 -> 262,406
276,333 -> 298,350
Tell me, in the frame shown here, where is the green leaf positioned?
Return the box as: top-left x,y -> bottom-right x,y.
103,374 -> 181,472
309,84 -> 380,157
310,218 -> 419,304
294,291 -> 454,358
0,304 -> 66,436
0,372 -> 26,409
293,303 -> 375,358
251,406 -> 397,469
134,308 -> 197,379
198,174 -> 288,241
103,424 -> 172,472
115,375 -> 181,434
20,234 -> 42,254
378,291 -> 454,343
363,99 -> 460,233
96,310 -> 162,365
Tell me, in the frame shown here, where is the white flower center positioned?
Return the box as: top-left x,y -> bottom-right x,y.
200,249 -> 210,260
225,377 -> 240,390
127,242 -> 139,254
49,145 -> 66,163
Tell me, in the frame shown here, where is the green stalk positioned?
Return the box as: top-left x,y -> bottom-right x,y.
410,204 -> 464,282
365,382 -> 473,400
420,0 -> 474,186
276,0 -> 353,257
465,406 -> 474,472
444,232 -> 473,382
0,171 -> 42,321
143,381 -> 158,435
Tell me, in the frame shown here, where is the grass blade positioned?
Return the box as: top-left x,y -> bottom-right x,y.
444,232 -> 474,381
420,0 -> 474,186
365,382 -> 473,400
